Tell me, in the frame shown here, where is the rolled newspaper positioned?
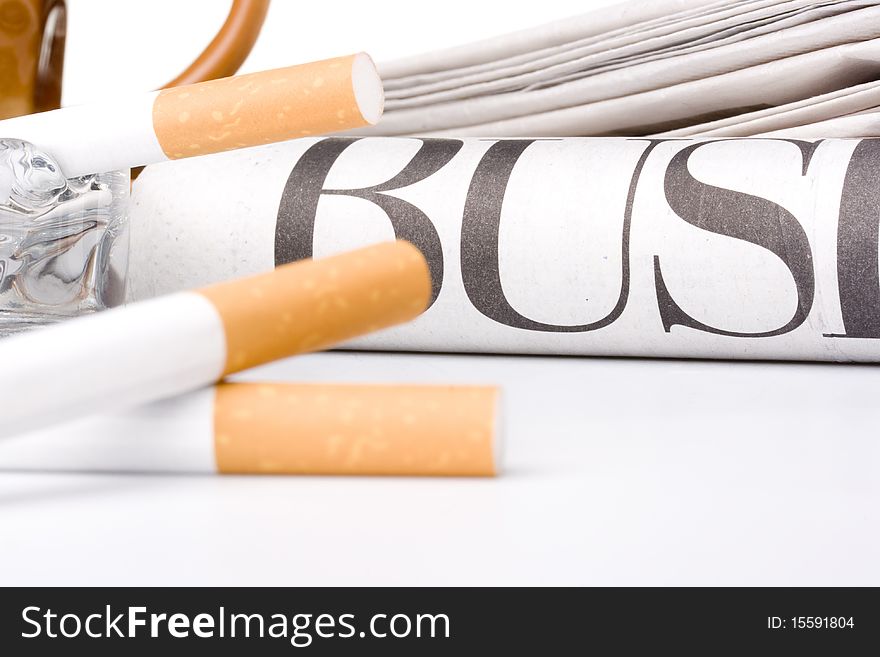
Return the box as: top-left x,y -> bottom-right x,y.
0,383 -> 502,477
0,53 -> 383,177
0,240 -> 430,438
130,136 -> 880,362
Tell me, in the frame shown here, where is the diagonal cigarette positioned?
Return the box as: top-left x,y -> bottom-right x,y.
0,53 -> 383,178
0,382 -> 502,477
0,240 -> 430,439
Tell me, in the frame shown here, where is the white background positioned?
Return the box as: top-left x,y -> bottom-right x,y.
1,0 -> 878,585
62,0 -> 618,105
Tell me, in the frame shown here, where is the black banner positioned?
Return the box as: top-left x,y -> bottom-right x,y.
0,587 -> 876,654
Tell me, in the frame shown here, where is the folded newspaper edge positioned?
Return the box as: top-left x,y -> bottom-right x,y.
367,0 -> 880,139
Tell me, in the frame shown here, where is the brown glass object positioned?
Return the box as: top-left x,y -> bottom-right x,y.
164,0 -> 270,89
0,0 -> 270,121
0,0 -> 64,118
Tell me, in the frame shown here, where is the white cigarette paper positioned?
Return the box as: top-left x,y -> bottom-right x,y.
0,241 -> 430,439
0,53 -> 383,177
129,136 -> 880,362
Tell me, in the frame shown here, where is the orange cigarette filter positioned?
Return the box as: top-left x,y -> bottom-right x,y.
215,383 -> 501,476
153,53 -> 383,159
199,240 -> 431,375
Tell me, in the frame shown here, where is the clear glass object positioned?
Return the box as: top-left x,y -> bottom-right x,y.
0,138 -> 128,336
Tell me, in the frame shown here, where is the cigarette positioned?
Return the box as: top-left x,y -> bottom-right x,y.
0,53 -> 383,178
0,383 -> 502,477
0,240 -> 430,439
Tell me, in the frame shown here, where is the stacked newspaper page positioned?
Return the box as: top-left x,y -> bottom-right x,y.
368,0 -> 880,138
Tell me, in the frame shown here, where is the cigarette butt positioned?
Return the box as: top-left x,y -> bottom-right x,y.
215,382 -> 501,476
0,383 -> 502,477
0,240 -> 430,439
0,53 -> 383,178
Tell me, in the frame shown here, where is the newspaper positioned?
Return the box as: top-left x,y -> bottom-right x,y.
129,136 -> 880,362
759,111 -> 880,137
659,80 -> 880,138
363,0 -> 880,138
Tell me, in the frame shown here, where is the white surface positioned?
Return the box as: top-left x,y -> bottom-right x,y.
0,388 -> 215,473
0,292 -> 225,438
1,350 -> 878,586
0,92 -> 164,177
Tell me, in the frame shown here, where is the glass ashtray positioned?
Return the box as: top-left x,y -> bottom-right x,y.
0,138 -> 128,336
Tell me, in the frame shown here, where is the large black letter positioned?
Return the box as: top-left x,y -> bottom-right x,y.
276,137 -> 463,306
833,138 -> 880,338
655,140 -> 818,337
460,139 -> 660,331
